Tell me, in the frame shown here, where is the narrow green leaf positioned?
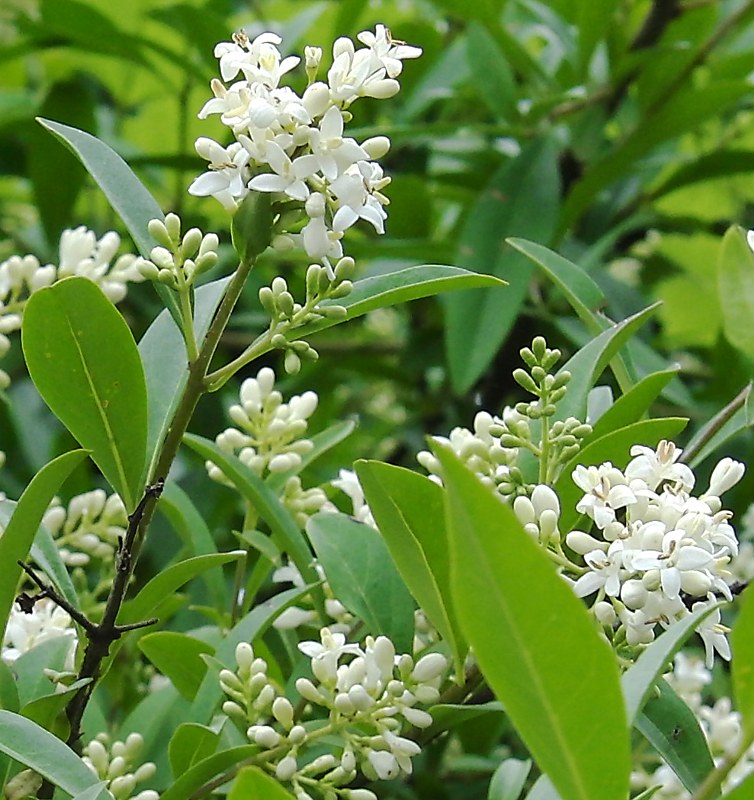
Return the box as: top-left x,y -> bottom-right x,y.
307,512 -> 416,653
0,449 -> 87,644
355,459 -> 466,680
138,632 -> 215,701
732,584 -> 754,740
182,433 -> 319,591
22,277 -> 147,511
719,226 -> 754,359
445,137 -> 560,393
422,701 -> 504,741
0,660 -> 19,712
291,265 -> 505,344
489,758 -> 532,800
36,118 -> 162,259
636,680 -> 715,794
685,385 -> 753,469
435,443 -> 630,800
506,238 -> 604,333
20,678 -> 90,731
590,369 -> 681,440
14,637 -> 75,707
467,22 -> 516,120
158,482 -> 225,608
555,304 -> 660,423
621,603 -> 722,725
118,552 -> 243,626
229,765 -> 295,799
139,277 -> 231,484
158,745 -> 260,800
0,710 -> 104,795
30,523 -> 79,610
555,418 -> 688,533
169,723 -> 220,779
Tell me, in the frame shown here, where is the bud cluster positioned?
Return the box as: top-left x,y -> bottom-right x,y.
138,213 -> 220,289
219,631 -> 446,800
207,367 -> 332,526
82,732 -> 158,800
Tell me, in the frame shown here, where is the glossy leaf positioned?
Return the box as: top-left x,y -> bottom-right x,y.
20,678 -> 90,731
169,723 -> 220,779
291,265 -> 505,345
636,680 -> 714,794
621,603 -> 722,725
0,710 -> 104,796
182,433 -> 319,592
159,746 -> 260,800
36,118 -> 162,259
555,418 -> 688,533
138,632 -> 215,700
14,637 -> 76,707
355,459 -> 466,679
0,449 -> 86,644
590,369 -> 681,440
718,225 -> 754,360
444,137 -> 560,393
139,277 -> 231,484
228,766 -> 296,799
732,584 -> 754,740
435,443 -> 630,800
307,512 -> 416,653
554,304 -> 660,423
422,701 -> 504,741
22,277 -> 147,511
118,551 -> 243,625
489,758 -> 532,800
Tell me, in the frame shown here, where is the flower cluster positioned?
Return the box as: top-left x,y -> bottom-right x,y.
207,366 -> 332,525
0,226 -> 143,388
567,441 -> 744,665
219,631 -> 446,799
1,598 -> 76,668
189,25 -> 421,271
82,732 -> 158,800
632,653 -> 754,797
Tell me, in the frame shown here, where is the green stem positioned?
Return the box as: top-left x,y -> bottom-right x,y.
63,254 -> 258,747
231,502 -> 259,624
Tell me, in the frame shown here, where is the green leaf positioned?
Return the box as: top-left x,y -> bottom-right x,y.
169,723 -> 220,779
30,522 -> 79,610
118,552 -> 244,626
590,369 -> 681,440
71,783 -> 112,800
0,449 -> 87,643
718,225 -> 754,360
182,434 -> 320,593
20,678 -> 90,731
422,701 -> 504,741
0,660 -> 19,712
555,418 -> 688,533
467,22 -> 516,120
22,277 -> 147,511
139,276 -> 231,483
307,512 -> 417,654
444,137 -> 561,393
636,680 -> 715,794
621,603 -> 722,725
489,758 -> 532,800
732,584 -> 754,741
435,443 -> 630,800
14,637 -> 76,707
554,304 -> 660,423
290,265 -> 505,344
158,745 -> 259,800
506,238 -> 605,334
0,710 -> 105,795
138,632 -> 215,701
36,118 -> 163,259
228,765 -> 295,799
158,482 -> 225,608
355,460 -> 466,680
685,385 -> 753,468
719,769 -> 754,799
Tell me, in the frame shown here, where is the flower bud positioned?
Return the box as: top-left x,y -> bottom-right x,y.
276,755 -> 298,781
411,652 -> 447,683
272,696 -> 295,729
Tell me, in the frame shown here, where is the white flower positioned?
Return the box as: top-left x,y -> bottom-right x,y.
706,457 -> 745,497
331,469 -> 376,527
2,599 -> 77,667
356,24 -> 423,78
693,601 -> 731,668
625,440 -> 695,492
247,141 -> 318,201
572,463 -> 636,529
189,138 -> 250,211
